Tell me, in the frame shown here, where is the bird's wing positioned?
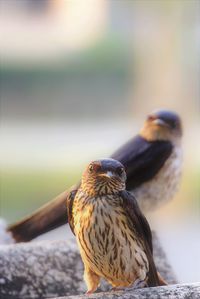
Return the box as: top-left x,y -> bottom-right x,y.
120,190 -> 153,253
111,135 -> 173,189
120,190 -> 160,286
66,188 -> 78,235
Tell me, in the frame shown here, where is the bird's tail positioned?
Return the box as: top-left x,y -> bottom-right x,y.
147,247 -> 167,287
7,190 -> 69,242
157,271 -> 168,286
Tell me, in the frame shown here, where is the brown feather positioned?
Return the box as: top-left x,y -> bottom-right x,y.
120,190 -> 161,286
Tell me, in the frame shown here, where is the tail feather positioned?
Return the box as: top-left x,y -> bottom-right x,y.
157,271 -> 168,286
146,245 -> 167,287
7,190 -> 69,242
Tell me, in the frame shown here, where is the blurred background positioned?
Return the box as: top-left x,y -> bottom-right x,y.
0,0 -> 199,283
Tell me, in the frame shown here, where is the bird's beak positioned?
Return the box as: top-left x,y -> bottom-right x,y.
98,171 -> 115,178
152,118 -> 168,127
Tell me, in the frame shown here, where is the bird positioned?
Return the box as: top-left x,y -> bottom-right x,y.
67,158 -> 165,293
111,109 -> 183,212
7,109 -> 182,242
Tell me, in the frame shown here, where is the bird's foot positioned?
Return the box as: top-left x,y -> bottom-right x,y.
111,279 -> 147,292
86,290 -> 93,295
86,288 -> 97,295
128,278 -> 147,290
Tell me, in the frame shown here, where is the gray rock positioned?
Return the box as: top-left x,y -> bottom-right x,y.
0,232 -> 177,299
54,283 -> 200,299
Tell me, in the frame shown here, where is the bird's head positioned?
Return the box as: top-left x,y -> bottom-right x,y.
140,109 -> 182,144
81,158 -> 126,196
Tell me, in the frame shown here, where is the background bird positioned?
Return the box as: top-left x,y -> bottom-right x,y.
67,158 -> 165,293
111,109 -> 183,212
7,109 -> 182,242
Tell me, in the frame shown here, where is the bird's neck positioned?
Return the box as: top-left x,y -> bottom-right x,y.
80,180 -> 125,197
140,126 -> 181,145
79,186 -> 118,198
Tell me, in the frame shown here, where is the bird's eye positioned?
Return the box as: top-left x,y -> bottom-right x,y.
117,167 -> 124,176
171,121 -> 177,129
88,164 -> 94,172
147,115 -> 156,122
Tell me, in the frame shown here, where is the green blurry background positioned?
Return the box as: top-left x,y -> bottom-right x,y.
0,0 -> 200,282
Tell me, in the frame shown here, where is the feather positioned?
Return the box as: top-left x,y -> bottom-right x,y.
66,188 -> 78,235
120,190 -> 161,286
112,135 -> 173,189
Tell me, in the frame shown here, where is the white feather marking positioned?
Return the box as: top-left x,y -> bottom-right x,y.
134,145 -> 183,213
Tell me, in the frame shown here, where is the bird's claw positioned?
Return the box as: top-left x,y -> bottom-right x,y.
110,279 -> 146,292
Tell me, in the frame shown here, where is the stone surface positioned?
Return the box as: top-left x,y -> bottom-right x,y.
0,232 -> 177,299
53,283 -> 200,299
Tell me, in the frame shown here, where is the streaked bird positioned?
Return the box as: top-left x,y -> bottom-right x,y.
7,109 -> 182,242
67,158 -> 165,293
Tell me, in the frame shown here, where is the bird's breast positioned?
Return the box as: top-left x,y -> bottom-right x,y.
73,194 -> 149,287
134,145 -> 183,212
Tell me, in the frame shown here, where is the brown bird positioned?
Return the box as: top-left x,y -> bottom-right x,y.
67,158 -> 165,293
7,109 -> 182,242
